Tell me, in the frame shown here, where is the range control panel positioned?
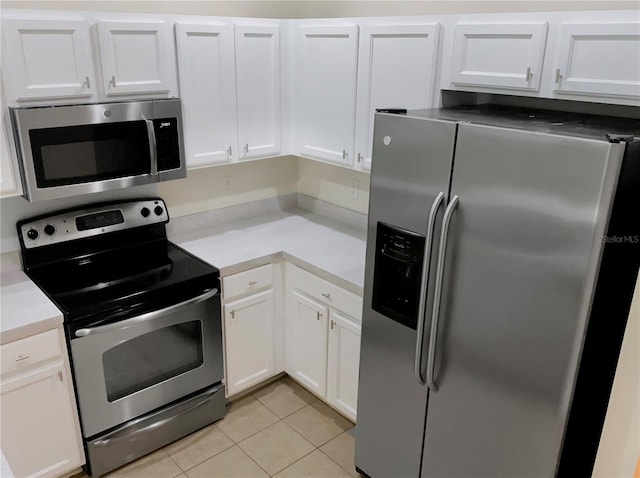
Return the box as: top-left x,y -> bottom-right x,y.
19,199 -> 169,249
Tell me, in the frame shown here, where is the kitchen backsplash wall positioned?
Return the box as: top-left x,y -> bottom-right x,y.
297,158 -> 370,215
157,156 -> 297,218
0,156 -> 369,253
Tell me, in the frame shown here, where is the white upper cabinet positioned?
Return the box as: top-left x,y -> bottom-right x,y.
296,24 -> 359,166
450,22 -> 548,91
235,24 -> 281,160
175,22 -> 237,167
98,20 -> 173,96
553,22 -> 640,99
355,24 -> 440,171
3,18 -> 96,101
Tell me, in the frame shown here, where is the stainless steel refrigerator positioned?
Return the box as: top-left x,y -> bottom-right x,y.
355,104 -> 640,478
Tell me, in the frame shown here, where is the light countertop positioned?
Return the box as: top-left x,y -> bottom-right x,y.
0,252 -> 63,345
171,210 -> 367,295
1,209 -> 367,345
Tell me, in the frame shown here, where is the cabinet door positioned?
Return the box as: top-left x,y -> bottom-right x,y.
235,24 -> 281,160
327,310 -> 361,422
554,23 -> 640,99
355,24 -> 440,171
98,20 -> 173,96
3,18 -> 95,101
175,22 -> 237,167
224,289 -> 276,396
297,25 -> 358,166
1,361 -> 82,478
450,22 -> 548,91
289,289 -> 329,396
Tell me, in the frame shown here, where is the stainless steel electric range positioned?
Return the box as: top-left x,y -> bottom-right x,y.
17,198 -> 225,477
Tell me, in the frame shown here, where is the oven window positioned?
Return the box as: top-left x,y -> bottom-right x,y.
102,321 -> 203,402
29,121 -> 151,188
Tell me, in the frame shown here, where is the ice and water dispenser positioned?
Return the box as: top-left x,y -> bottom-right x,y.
372,222 -> 425,330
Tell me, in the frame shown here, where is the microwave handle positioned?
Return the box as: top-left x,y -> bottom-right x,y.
145,120 -> 158,175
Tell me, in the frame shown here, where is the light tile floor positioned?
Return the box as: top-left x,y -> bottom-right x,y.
88,377 -> 360,478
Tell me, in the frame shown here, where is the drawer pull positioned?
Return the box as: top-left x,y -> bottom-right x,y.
321,293 -> 331,300
248,281 -> 258,286
15,354 -> 30,362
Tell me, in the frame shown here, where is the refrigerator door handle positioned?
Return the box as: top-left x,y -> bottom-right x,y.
426,195 -> 459,392
414,192 -> 445,384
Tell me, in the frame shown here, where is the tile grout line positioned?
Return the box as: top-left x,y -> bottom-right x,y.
237,439 -> 276,477
317,448 -> 358,478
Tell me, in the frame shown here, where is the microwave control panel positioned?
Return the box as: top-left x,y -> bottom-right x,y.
19,199 -> 169,249
154,118 -> 181,172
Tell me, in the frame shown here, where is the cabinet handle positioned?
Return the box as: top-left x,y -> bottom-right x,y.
357,153 -> 362,164
525,67 -> 532,81
330,320 -> 335,330
342,150 -> 347,160
321,293 -> 331,300
58,371 -> 64,382
244,144 -> 249,155
15,354 -> 29,362
84,76 -> 91,89
555,69 -> 562,84
248,280 -> 258,286
110,75 -> 116,87
227,146 -> 232,157
230,310 -> 235,319
317,311 -> 322,321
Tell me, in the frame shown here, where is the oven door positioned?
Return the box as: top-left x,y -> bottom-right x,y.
11,101 -> 158,202
70,288 -> 223,438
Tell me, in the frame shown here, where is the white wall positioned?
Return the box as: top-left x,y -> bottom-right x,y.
593,275 -> 640,478
1,1 -> 637,17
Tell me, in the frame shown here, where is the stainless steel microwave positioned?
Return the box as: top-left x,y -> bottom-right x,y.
10,99 -> 186,202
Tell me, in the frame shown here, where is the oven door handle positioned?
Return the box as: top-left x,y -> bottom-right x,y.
74,288 -> 219,338
145,119 -> 158,175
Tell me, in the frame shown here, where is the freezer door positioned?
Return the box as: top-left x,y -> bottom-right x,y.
421,123 -> 625,477
356,113 -> 456,478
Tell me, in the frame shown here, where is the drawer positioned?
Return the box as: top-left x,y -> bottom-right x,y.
1,329 -> 61,376
288,264 -> 362,321
223,264 -> 274,301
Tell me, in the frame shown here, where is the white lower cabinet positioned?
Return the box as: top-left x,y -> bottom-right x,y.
222,263 -> 282,397
224,289 -> 276,396
0,329 -> 83,478
289,290 -> 329,396
286,262 -> 362,420
327,310 -> 361,421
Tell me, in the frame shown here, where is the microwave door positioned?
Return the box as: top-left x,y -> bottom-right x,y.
11,101 -> 159,202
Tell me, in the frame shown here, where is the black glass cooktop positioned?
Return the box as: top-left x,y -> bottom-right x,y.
27,241 -> 218,323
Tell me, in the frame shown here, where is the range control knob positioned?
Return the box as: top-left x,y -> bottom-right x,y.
154,206 -> 164,216
44,225 -> 56,236
141,207 -> 150,218
27,229 -> 38,240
